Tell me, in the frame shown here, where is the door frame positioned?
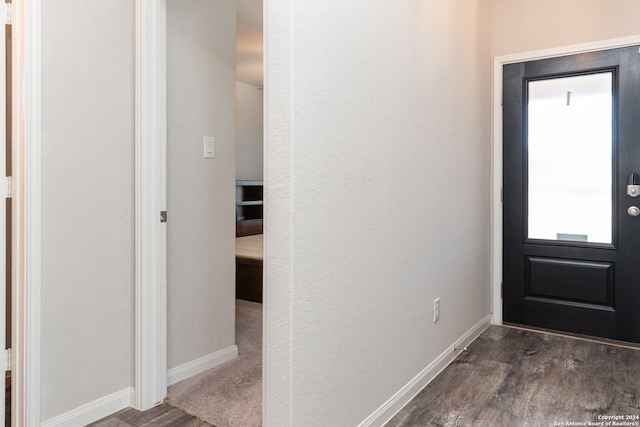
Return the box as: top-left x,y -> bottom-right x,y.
16,0 -> 170,418
134,0 -> 168,410
14,0 -> 42,425
491,35 -> 640,327
14,0 -> 171,421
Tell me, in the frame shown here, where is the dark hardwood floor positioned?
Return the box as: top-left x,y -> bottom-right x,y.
88,403 -> 211,427
90,325 -> 640,427
387,325 -> 640,426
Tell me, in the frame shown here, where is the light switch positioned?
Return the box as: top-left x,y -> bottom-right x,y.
203,136 -> 215,159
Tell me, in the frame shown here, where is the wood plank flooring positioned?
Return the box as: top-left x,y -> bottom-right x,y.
90,325 -> 640,427
87,403 -> 211,427
387,325 -> 640,426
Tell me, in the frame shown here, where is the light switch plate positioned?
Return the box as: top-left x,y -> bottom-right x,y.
203,136 -> 215,159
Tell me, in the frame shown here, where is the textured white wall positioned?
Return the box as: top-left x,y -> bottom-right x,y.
492,0 -> 640,56
40,0 -> 134,420
167,0 -> 237,369
265,1 -> 492,425
236,81 -> 264,180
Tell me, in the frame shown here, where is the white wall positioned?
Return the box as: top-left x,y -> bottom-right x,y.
40,0 -> 134,420
31,0 -> 640,423
167,0 -> 236,369
37,0 -> 241,420
265,1 -> 492,425
492,0 -> 640,56
236,81 -> 264,180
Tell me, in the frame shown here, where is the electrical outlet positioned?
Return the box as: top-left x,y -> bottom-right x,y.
434,298 -> 440,323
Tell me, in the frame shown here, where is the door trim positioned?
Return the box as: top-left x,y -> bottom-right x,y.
15,0 -> 172,420
12,0 -> 43,425
0,4 -> 6,423
492,35 -> 640,326
134,0 -> 167,410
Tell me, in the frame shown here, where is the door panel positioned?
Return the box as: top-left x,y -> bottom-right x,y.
503,46 -> 640,343
526,257 -> 613,306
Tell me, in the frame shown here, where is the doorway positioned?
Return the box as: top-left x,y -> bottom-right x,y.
502,46 -> 640,343
160,1 -> 264,424
135,0 -> 266,414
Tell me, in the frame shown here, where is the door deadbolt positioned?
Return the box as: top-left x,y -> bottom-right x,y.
628,173 -> 640,197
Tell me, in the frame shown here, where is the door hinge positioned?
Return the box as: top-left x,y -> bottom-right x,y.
500,187 -> 503,202
0,348 -> 11,372
160,210 -> 167,223
3,3 -> 11,25
501,282 -> 503,298
0,176 -> 12,198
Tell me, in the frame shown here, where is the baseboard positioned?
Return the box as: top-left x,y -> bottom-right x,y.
358,314 -> 492,427
167,344 -> 239,386
41,387 -> 134,427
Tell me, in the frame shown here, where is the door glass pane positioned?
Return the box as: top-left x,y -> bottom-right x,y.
527,72 -> 613,244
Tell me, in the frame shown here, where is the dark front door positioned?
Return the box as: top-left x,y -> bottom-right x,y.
503,46 -> 640,343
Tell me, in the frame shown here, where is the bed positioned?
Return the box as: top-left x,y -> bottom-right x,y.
236,233 -> 263,303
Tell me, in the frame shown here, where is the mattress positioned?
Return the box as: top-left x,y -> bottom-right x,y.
235,234 -> 263,261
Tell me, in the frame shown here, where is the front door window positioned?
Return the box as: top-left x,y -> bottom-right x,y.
527,72 -> 613,244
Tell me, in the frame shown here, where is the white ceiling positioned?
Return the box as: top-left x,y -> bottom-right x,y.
236,0 -> 263,87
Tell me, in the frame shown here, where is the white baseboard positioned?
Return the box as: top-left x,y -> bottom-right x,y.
41,387 -> 134,427
358,315 -> 492,427
40,345 -> 239,427
167,344 -> 239,386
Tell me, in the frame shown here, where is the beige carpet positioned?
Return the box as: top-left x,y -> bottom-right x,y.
167,299 -> 262,427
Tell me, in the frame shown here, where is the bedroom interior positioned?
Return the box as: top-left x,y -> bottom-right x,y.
234,0 -> 264,303
234,1 -> 264,303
